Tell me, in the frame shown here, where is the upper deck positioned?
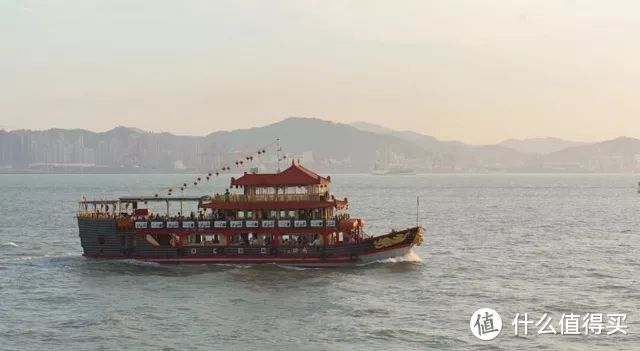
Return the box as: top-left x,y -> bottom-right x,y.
78,161 -> 349,222
202,160 -> 347,210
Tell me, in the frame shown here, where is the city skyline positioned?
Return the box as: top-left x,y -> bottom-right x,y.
3,117 -> 640,173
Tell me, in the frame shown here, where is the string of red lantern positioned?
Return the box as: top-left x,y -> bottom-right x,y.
153,140 -> 279,198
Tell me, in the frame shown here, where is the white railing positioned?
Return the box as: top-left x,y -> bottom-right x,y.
133,219 -> 339,229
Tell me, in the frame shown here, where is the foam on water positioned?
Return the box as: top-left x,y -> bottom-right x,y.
113,259 -> 163,268
276,264 -> 311,271
360,249 -> 424,265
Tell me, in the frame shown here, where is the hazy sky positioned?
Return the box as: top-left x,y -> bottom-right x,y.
2,1 -> 639,144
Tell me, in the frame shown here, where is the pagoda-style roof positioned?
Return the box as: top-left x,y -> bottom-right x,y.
231,161 -> 330,187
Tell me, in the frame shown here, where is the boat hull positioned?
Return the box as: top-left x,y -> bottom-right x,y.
77,218 -> 423,267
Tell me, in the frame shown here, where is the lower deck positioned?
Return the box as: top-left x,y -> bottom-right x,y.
77,218 -> 423,266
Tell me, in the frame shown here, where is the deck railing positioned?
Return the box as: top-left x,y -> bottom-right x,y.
209,194 -> 327,202
129,218 -> 337,230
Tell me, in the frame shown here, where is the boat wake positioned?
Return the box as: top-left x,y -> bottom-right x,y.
275,264 -> 312,271
113,259 -> 163,268
1,241 -> 19,247
362,250 -> 423,265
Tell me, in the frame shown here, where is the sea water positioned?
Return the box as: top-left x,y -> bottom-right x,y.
0,173 -> 638,350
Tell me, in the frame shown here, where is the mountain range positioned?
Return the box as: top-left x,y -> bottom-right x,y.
1,117 -> 640,173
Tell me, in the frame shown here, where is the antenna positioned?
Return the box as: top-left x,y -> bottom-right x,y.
416,196 -> 420,227
276,137 -> 281,172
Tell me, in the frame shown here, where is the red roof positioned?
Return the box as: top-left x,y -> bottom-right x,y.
231,161 -> 330,187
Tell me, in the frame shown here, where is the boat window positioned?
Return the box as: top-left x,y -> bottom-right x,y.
237,211 -> 245,219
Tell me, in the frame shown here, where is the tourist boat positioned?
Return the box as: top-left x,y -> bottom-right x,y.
76,161 -> 423,267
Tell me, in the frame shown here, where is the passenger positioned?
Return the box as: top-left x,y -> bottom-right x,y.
312,236 -> 321,246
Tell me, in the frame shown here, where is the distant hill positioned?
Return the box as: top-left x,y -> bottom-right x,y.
499,137 -> 587,154
204,117 -> 428,172
351,121 -> 534,170
539,137 -> 640,171
1,118 -> 639,173
349,121 -> 394,134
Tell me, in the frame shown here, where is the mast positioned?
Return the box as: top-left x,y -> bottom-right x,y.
416,196 -> 420,227
276,137 -> 281,173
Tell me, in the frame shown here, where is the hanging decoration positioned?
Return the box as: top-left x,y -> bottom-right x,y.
152,139 -> 280,199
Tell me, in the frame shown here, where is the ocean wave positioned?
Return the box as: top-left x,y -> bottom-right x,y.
276,264 -> 310,271
217,263 -> 254,269
1,241 -> 19,247
362,250 -> 423,265
112,259 -> 162,268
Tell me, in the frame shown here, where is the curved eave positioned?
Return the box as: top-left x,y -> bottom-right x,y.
230,178 -> 330,187
200,200 -> 347,210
